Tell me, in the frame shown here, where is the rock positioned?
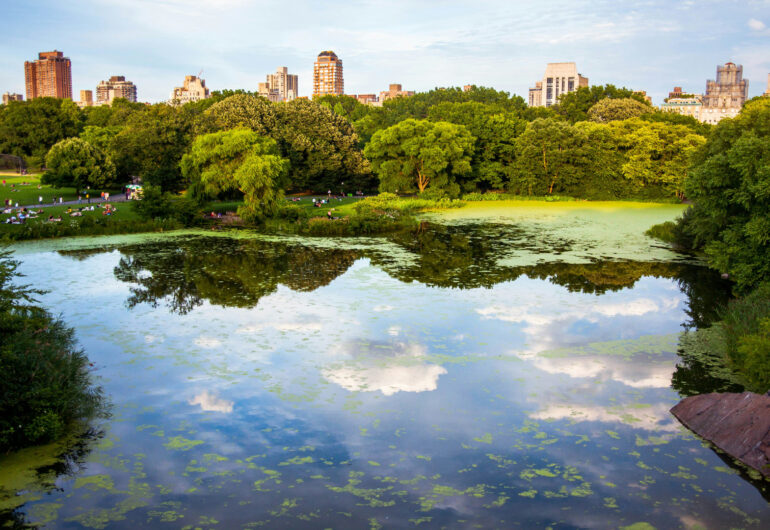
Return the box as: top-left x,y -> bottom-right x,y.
671,392 -> 770,476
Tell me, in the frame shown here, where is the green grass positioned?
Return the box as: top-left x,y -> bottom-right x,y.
0,173 -> 121,207
284,195 -> 362,218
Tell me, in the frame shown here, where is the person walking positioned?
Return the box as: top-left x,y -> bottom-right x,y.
86,193 -> 90,204
38,195 -> 42,205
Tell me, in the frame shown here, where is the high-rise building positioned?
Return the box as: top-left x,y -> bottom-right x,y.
528,62 -> 588,107
265,67 -> 298,102
170,75 -> 210,105
764,74 -> 770,97
379,83 -> 414,103
24,50 -> 72,100
313,51 -> 344,98
2,92 -> 23,105
77,90 -> 93,109
700,62 -> 749,124
258,82 -> 282,103
96,76 -> 138,104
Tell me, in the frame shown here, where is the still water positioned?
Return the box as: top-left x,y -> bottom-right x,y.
2,203 -> 769,528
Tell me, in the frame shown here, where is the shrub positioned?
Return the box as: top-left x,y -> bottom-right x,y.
0,249 -> 107,452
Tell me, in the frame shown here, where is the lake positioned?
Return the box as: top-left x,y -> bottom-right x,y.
2,202 -> 769,528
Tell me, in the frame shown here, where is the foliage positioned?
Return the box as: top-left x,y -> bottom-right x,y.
206,95 -> 374,193
510,118 -> 586,195
0,249 -> 105,452
428,102 -> 526,190
0,98 -> 82,168
315,94 -> 371,122
42,138 -> 117,193
354,86 -> 526,145
678,98 -> 770,291
640,111 -> 712,136
610,118 -> 706,199
111,103 -> 199,192
364,119 -> 474,196
181,128 -> 289,222
645,221 -> 677,243
554,85 -> 648,123
132,184 -> 173,220
274,99 -> 374,192
588,97 -> 652,123
679,283 -> 770,394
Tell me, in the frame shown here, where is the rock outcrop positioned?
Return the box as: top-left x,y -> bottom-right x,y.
671,392 -> 770,476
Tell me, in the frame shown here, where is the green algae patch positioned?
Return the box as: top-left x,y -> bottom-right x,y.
620,524 -> 657,530
473,433 -> 493,444
164,436 -> 204,451
74,474 -> 115,491
542,334 -> 679,360
279,456 -> 314,466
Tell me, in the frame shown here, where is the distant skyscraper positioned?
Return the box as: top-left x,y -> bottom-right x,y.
700,62 -> 749,124
266,67 -> 298,101
96,76 -> 137,104
764,73 -> 770,97
528,63 -> 588,107
170,75 -> 210,105
24,50 -> 72,100
2,92 -> 23,105
313,51 -> 344,98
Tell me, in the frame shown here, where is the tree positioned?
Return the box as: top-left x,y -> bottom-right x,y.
0,98 -> 82,167
273,99 -> 374,192
206,95 -> 374,192
610,119 -> 705,199
588,97 -> 652,123
111,103 -> 195,192
42,137 -> 117,193
680,98 -> 770,291
511,118 -> 586,195
364,119 -> 474,196
181,128 -> 289,222
554,85 -> 648,123
428,102 -> 526,190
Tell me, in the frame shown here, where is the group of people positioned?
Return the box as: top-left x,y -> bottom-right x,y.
3,206 -> 44,224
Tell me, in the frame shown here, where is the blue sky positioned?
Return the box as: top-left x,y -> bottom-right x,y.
2,0 -> 769,104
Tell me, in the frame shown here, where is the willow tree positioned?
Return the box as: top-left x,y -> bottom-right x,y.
364,119 -> 474,197
181,128 -> 288,222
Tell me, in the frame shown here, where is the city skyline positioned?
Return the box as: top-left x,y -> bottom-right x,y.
1,1 -> 770,104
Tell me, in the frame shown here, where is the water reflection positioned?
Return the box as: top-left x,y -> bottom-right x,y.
55,224 -> 732,324
23,219 -> 764,528
323,340 -> 447,395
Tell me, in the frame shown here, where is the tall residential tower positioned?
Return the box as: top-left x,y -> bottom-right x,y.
313,51 -> 343,98
24,50 -> 72,100
700,62 -> 749,124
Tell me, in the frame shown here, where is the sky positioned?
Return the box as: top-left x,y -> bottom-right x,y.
2,0 -> 769,105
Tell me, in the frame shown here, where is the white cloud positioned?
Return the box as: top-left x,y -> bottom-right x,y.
188,390 -> 234,413
748,18 -> 766,31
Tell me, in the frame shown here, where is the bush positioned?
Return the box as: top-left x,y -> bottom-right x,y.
0,249 -> 107,452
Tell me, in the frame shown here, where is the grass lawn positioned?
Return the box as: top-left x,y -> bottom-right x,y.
286,195 -> 363,218
1,201 -> 140,236
0,172 -> 121,208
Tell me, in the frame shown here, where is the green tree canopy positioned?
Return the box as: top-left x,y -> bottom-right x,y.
554,85 -> 648,123
181,128 -> 289,222
511,118 -> 587,195
42,137 -> 117,193
428,102 -> 526,190
111,103 -> 197,191
364,119 -> 474,196
681,98 -> 770,291
0,98 -> 82,167
588,97 -> 652,123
